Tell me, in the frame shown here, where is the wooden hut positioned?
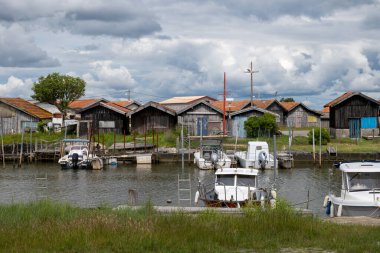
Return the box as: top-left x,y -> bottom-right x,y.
129,102 -> 177,134
0,97 -> 52,134
67,98 -> 109,119
253,99 -> 287,125
160,96 -> 216,111
230,107 -> 279,138
177,101 -> 224,136
111,100 -> 141,111
280,102 -> 322,128
324,91 -> 380,138
79,102 -> 131,134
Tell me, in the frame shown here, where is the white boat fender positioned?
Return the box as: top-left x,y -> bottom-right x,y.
194,191 -> 200,205
337,204 -> 342,217
323,195 -> 329,208
270,199 -> 276,209
330,203 -> 334,218
270,190 -> 277,200
260,195 -> 265,208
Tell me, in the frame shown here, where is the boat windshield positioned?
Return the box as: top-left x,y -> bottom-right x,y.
236,175 -> 256,187
348,172 -> 380,191
216,175 -> 235,186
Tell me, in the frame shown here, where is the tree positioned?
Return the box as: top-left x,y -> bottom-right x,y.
32,72 -> 86,112
280,97 -> 295,102
244,113 -> 278,138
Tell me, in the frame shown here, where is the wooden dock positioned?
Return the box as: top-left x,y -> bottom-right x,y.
114,205 -> 313,216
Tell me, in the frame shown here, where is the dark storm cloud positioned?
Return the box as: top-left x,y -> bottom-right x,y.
0,24 -> 60,67
362,49 -> 380,71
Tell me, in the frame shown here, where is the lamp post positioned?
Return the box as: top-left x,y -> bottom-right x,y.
245,61 -> 258,107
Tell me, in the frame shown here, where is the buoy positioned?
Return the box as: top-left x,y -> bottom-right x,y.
323,195 -> 329,207
337,204 -> 343,217
194,191 -> 200,205
260,195 -> 265,208
330,203 -> 334,218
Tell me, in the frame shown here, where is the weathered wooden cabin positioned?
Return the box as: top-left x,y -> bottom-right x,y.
111,100 -> 141,111
0,97 -> 52,134
253,99 -> 287,125
67,98 -> 109,119
230,107 -> 279,138
129,102 -> 177,134
79,102 -> 131,134
160,96 -> 216,111
325,91 -> 380,138
177,101 -> 224,136
280,102 -> 322,128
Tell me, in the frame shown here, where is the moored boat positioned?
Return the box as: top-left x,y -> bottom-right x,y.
193,139 -> 231,170
235,141 -> 277,169
324,161 -> 380,217
195,167 -> 276,208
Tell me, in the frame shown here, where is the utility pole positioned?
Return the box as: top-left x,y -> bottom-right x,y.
245,61 -> 258,107
223,72 -> 226,135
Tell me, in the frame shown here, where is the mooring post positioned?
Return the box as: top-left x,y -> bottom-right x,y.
19,128 -> 24,167
319,122 -> 322,168
113,128 -> 116,155
312,128 -> 315,163
273,134 -> 277,180
123,129 -> 126,150
0,117 -> 5,168
306,189 -> 310,209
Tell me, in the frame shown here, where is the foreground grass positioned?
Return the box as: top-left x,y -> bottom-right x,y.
0,200 -> 379,252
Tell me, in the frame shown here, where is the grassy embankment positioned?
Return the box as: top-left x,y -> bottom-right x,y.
2,128 -> 380,153
0,200 -> 379,252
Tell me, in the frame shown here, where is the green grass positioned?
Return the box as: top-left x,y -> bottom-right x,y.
0,200 -> 379,252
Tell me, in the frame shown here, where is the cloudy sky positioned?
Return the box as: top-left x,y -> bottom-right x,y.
0,0 -> 380,109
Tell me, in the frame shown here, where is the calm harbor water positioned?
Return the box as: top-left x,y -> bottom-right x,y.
0,162 -> 341,216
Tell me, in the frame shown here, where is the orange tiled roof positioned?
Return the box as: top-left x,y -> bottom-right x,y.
324,91 -> 355,107
105,102 -> 131,114
68,99 -> 100,109
211,100 -> 250,112
280,102 -> 300,111
321,107 -> 330,113
252,99 -> 277,109
111,101 -> 134,107
160,96 -> 216,104
0,98 -> 52,119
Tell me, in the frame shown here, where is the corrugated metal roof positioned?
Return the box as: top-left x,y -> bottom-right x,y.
211,100 -> 250,112
111,101 -> 134,107
0,97 -> 52,119
35,102 -> 61,114
160,96 -> 215,104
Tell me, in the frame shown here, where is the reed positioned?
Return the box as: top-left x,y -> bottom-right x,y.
0,200 -> 379,252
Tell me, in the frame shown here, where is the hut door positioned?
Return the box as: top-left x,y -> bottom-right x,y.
349,118 -> 360,138
197,117 -> 208,136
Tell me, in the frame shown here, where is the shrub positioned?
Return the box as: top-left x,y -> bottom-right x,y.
308,128 -> 330,145
244,113 -> 278,138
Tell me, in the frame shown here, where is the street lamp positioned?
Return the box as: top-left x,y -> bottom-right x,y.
245,61 -> 259,107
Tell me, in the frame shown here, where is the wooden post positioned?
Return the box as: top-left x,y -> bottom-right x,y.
312,128 -> 315,163
152,126 -> 155,153
156,130 -> 158,153
123,129 -> 126,150
188,134 -> 191,163
0,117 -> 5,169
102,129 -> 105,155
19,128 -> 24,167
273,134 -> 277,181
113,128 -> 116,155
133,131 -> 136,153
319,122 -> 322,168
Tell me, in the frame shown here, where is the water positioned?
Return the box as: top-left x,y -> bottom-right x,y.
0,162 -> 342,216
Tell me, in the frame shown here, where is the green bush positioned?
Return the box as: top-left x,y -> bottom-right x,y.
308,128 -> 330,145
244,113 -> 278,138
37,120 -> 47,133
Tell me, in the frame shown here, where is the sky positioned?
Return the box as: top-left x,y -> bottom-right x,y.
0,0 -> 380,109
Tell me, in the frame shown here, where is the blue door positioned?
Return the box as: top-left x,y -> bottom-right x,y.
197,117 -> 208,136
349,118 -> 360,138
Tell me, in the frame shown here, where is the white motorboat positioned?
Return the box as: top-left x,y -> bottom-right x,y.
193,139 -> 231,170
235,141 -> 277,169
324,161 -> 380,217
58,139 -> 103,170
195,167 -> 276,208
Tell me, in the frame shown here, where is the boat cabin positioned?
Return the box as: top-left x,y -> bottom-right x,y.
339,162 -> 380,192
200,139 -> 223,160
247,141 -> 269,160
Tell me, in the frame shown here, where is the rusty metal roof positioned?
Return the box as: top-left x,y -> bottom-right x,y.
211,100 -> 250,112
279,102 -> 300,111
68,99 -> 108,109
0,97 -> 52,119
105,102 -> 131,114
160,96 -> 216,104
324,91 -> 355,107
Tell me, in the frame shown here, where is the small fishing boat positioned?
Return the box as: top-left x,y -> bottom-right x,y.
234,141 -> 277,169
277,152 -> 293,169
324,161 -> 380,217
58,139 -> 103,170
195,167 -> 276,208
193,139 -> 231,170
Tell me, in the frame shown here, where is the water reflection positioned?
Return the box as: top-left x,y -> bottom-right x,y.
0,162 -> 341,215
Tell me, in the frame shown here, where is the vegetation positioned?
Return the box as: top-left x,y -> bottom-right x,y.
0,200 -> 379,252
308,128 -> 330,145
32,72 -> 86,112
280,97 -> 295,102
244,113 -> 278,138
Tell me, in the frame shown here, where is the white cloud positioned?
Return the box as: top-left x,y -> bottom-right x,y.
0,76 -> 33,98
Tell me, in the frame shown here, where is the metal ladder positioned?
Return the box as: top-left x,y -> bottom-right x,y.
35,173 -> 48,200
177,173 -> 191,206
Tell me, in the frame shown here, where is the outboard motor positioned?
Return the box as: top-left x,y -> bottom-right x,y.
258,151 -> 268,169
72,153 -> 79,168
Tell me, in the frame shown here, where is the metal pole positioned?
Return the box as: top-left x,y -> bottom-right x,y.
319,121 -> 322,168
223,72 -> 226,135
0,117 -> 5,168
181,121 -> 184,172
250,61 -> 253,107
312,128 -> 315,163
19,128 -> 24,167
273,134 -> 277,181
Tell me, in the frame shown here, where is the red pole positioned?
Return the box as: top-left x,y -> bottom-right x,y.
223,72 -> 226,135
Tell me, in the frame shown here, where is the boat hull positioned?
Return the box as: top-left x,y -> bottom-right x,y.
330,202 -> 380,217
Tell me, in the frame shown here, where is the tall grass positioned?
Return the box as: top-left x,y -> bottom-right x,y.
0,200 -> 379,252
